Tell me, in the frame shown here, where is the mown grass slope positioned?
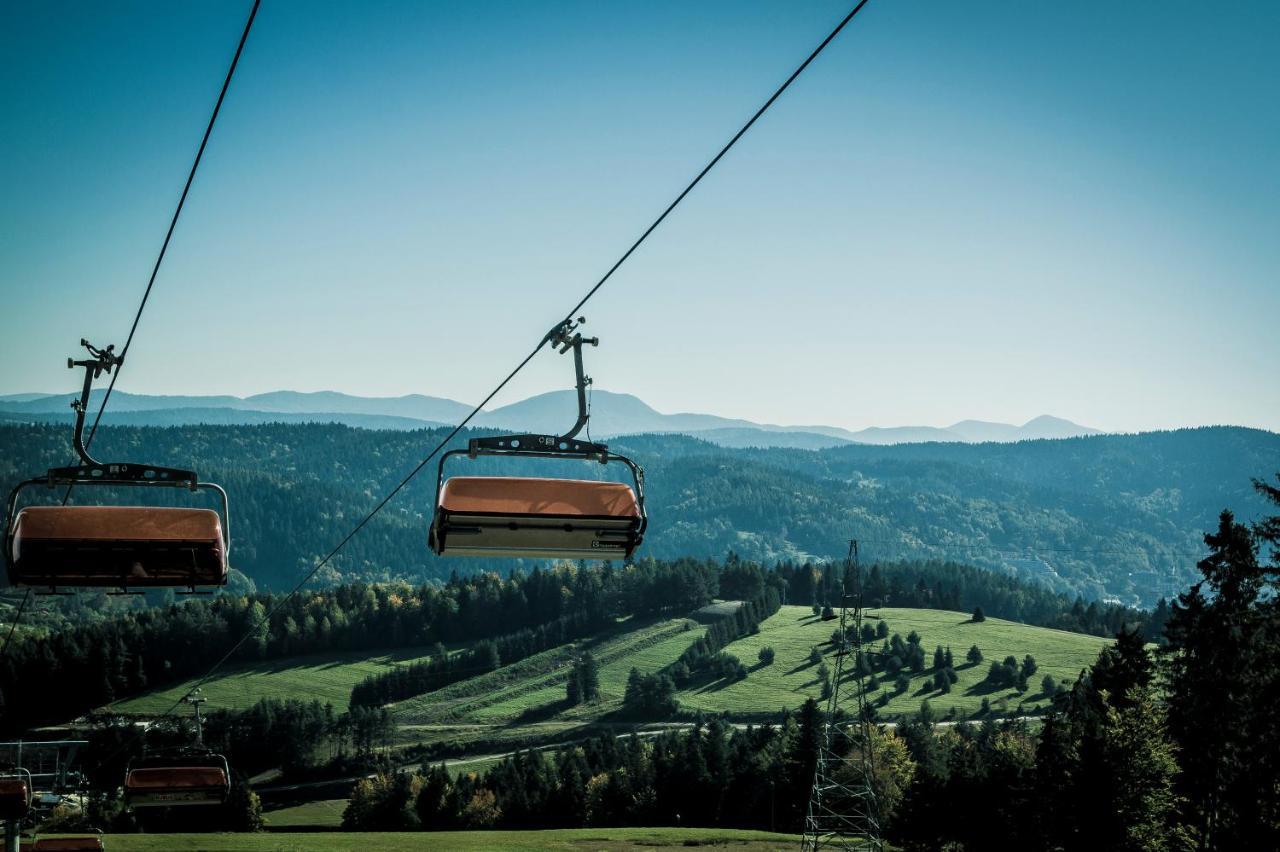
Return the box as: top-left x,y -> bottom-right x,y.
99,827 -> 803,850
676,605 -> 1111,718
265,798 -> 348,828
392,615 -> 703,726
109,646 -> 440,714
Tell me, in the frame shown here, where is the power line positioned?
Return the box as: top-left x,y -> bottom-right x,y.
0,590 -> 33,660
68,0 -> 261,491
121,0 -> 877,745
2,1 -> 261,663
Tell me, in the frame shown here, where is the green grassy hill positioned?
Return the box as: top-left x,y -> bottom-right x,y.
109,605 -> 1110,727
385,604 -> 1109,730
676,605 -> 1111,718
94,828 -> 803,851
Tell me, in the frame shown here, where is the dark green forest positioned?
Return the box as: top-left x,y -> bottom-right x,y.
2,422 -> 1275,604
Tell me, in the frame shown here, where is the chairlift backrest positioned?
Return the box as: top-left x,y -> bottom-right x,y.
431,476 -> 643,559
9,506 -> 227,589
124,755 -> 230,808
0,771 -> 32,820
32,839 -> 106,852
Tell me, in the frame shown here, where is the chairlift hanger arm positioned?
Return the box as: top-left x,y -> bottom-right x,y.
59,340 -> 200,488
544,316 -> 598,442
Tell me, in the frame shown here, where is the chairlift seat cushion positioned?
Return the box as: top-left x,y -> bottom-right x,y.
9,506 -> 226,588
432,477 -> 642,559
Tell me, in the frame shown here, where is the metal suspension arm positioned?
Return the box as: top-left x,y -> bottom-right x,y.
67,339 -> 122,468
546,317 -> 598,442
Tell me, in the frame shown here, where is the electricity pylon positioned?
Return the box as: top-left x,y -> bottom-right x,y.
802,540 -> 882,851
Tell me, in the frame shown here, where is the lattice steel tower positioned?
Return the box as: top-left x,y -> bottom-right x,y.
802,539 -> 882,851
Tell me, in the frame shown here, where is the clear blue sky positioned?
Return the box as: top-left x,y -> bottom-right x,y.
2,1 -> 1277,433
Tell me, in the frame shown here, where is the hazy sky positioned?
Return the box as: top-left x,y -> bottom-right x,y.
2,1 -> 1277,433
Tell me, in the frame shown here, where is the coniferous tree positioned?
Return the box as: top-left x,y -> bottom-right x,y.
1163,490 -> 1280,849
579,652 -> 600,702
566,668 -> 583,706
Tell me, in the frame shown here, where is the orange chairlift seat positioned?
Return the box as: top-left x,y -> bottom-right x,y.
30,838 -> 106,852
428,319 -> 646,560
124,754 -> 230,808
3,342 -> 230,592
0,770 -> 32,821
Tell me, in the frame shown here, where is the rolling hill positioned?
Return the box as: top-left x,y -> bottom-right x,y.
2,421 -> 1274,605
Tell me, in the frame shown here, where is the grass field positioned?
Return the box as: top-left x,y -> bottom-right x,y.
675,606 -> 1112,719
97,828 -> 803,850
393,616 -> 704,726
109,646 -> 440,714
469,618 -> 705,722
107,605 -> 1112,730
265,798 -> 348,828
405,605 -> 1110,726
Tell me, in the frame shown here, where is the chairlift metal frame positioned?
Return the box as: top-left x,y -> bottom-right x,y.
430,318 -> 647,554
3,341 -> 231,593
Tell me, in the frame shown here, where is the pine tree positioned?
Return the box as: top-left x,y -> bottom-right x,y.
1164,509 -> 1275,847
1098,686 -> 1185,851
566,668 -> 582,705
580,652 -> 600,702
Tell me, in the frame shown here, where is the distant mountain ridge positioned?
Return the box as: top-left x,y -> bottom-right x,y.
0,388 -> 1101,447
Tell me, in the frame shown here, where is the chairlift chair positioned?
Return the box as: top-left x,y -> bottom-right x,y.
123,751 -> 230,809
0,768 -> 32,821
3,342 -> 230,592
429,319 -> 647,560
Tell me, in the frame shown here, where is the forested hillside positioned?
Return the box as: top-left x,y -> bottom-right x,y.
1,422 -> 1274,604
